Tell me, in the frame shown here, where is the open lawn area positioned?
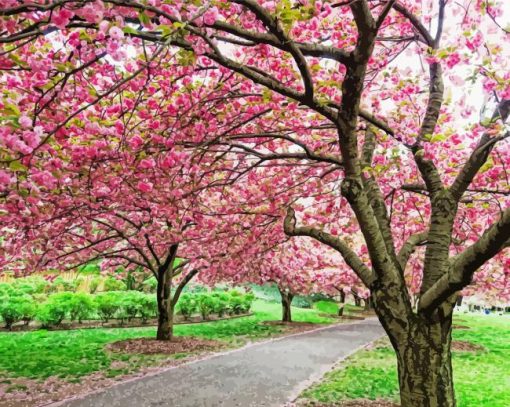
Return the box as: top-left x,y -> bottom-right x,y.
0,300 -> 335,383
298,314 -> 510,407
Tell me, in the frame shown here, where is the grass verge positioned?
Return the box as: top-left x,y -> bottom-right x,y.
299,314 -> 510,407
0,300 -> 335,381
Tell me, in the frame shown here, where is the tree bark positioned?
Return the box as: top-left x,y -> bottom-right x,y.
279,288 -> 294,322
156,268 -> 174,341
338,291 -> 346,316
395,322 -> 455,407
372,283 -> 456,407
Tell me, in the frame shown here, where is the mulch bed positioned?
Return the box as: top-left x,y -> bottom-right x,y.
107,336 -> 225,355
451,340 -> 485,352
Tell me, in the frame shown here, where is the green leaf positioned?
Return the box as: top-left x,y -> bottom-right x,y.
123,26 -> 140,36
139,12 -> 151,26
9,161 -> 27,172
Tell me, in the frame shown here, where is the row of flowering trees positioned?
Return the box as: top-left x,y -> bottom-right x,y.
1,1 -> 510,406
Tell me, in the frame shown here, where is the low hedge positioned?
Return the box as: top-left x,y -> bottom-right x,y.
176,290 -> 255,321
0,287 -> 254,329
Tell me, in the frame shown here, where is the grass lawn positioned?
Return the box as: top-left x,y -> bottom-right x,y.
299,314 -> 510,407
0,300 -> 334,382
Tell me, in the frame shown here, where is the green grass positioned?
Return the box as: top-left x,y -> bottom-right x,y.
300,314 -> 510,406
0,300 -> 334,382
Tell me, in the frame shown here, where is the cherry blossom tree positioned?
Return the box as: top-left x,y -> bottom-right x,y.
2,1 -> 510,405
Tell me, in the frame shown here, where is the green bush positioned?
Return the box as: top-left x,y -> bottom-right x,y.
12,277 -> 49,295
228,290 -> 245,315
293,295 -> 313,309
94,292 -> 122,322
177,293 -> 196,320
36,293 -> 73,328
241,293 -> 255,313
0,294 -> 37,329
141,277 -> 158,293
137,294 -> 157,323
196,293 -> 215,320
103,277 -> 127,292
211,292 -> 230,317
48,276 -> 76,293
68,293 -> 94,323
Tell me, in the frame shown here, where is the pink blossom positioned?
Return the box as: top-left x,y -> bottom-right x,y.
0,170 -> 13,187
203,7 -> 218,26
19,115 -> 32,128
137,181 -> 153,192
128,135 -> 144,149
139,158 -> 156,169
51,8 -> 74,29
108,26 -> 124,40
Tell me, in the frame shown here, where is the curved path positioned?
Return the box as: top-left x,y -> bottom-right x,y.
59,319 -> 384,407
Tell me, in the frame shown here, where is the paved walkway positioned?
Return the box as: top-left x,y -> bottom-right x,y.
60,319 -> 384,407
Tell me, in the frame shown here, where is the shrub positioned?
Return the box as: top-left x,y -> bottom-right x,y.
137,294 -> 157,323
211,292 -> 230,317
68,293 -> 94,323
228,290 -> 245,315
293,296 -> 313,309
119,291 -> 144,321
36,293 -> 73,328
95,292 -> 122,322
103,277 -> 127,292
196,293 -> 215,320
12,277 -> 49,295
0,294 -> 37,329
177,293 -> 196,320
240,293 -> 255,313
141,277 -> 158,293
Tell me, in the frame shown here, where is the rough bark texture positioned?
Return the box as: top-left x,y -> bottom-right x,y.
279,288 -> 294,322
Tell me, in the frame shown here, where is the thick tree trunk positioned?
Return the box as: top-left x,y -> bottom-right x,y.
395,325 -> 455,407
371,282 -> 456,407
156,269 -> 174,341
279,288 -> 294,322
338,291 -> 346,316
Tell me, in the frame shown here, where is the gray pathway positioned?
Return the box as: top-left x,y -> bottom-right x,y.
60,319 -> 384,407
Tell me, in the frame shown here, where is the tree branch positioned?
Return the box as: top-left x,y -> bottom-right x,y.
419,207 -> 510,313
283,207 -> 376,287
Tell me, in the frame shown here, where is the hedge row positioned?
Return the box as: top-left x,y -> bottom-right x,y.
0,288 -> 255,330
0,291 -> 158,329
177,290 -> 255,320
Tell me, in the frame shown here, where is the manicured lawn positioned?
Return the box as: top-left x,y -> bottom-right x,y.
0,300 -> 334,382
313,300 -> 364,315
299,314 -> 510,407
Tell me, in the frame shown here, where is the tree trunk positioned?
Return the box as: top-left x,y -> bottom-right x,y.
364,295 -> 373,311
279,288 -> 294,322
338,291 -> 346,317
371,282 -> 456,406
156,269 -> 174,341
352,290 -> 362,306
395,324 -> 455,406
